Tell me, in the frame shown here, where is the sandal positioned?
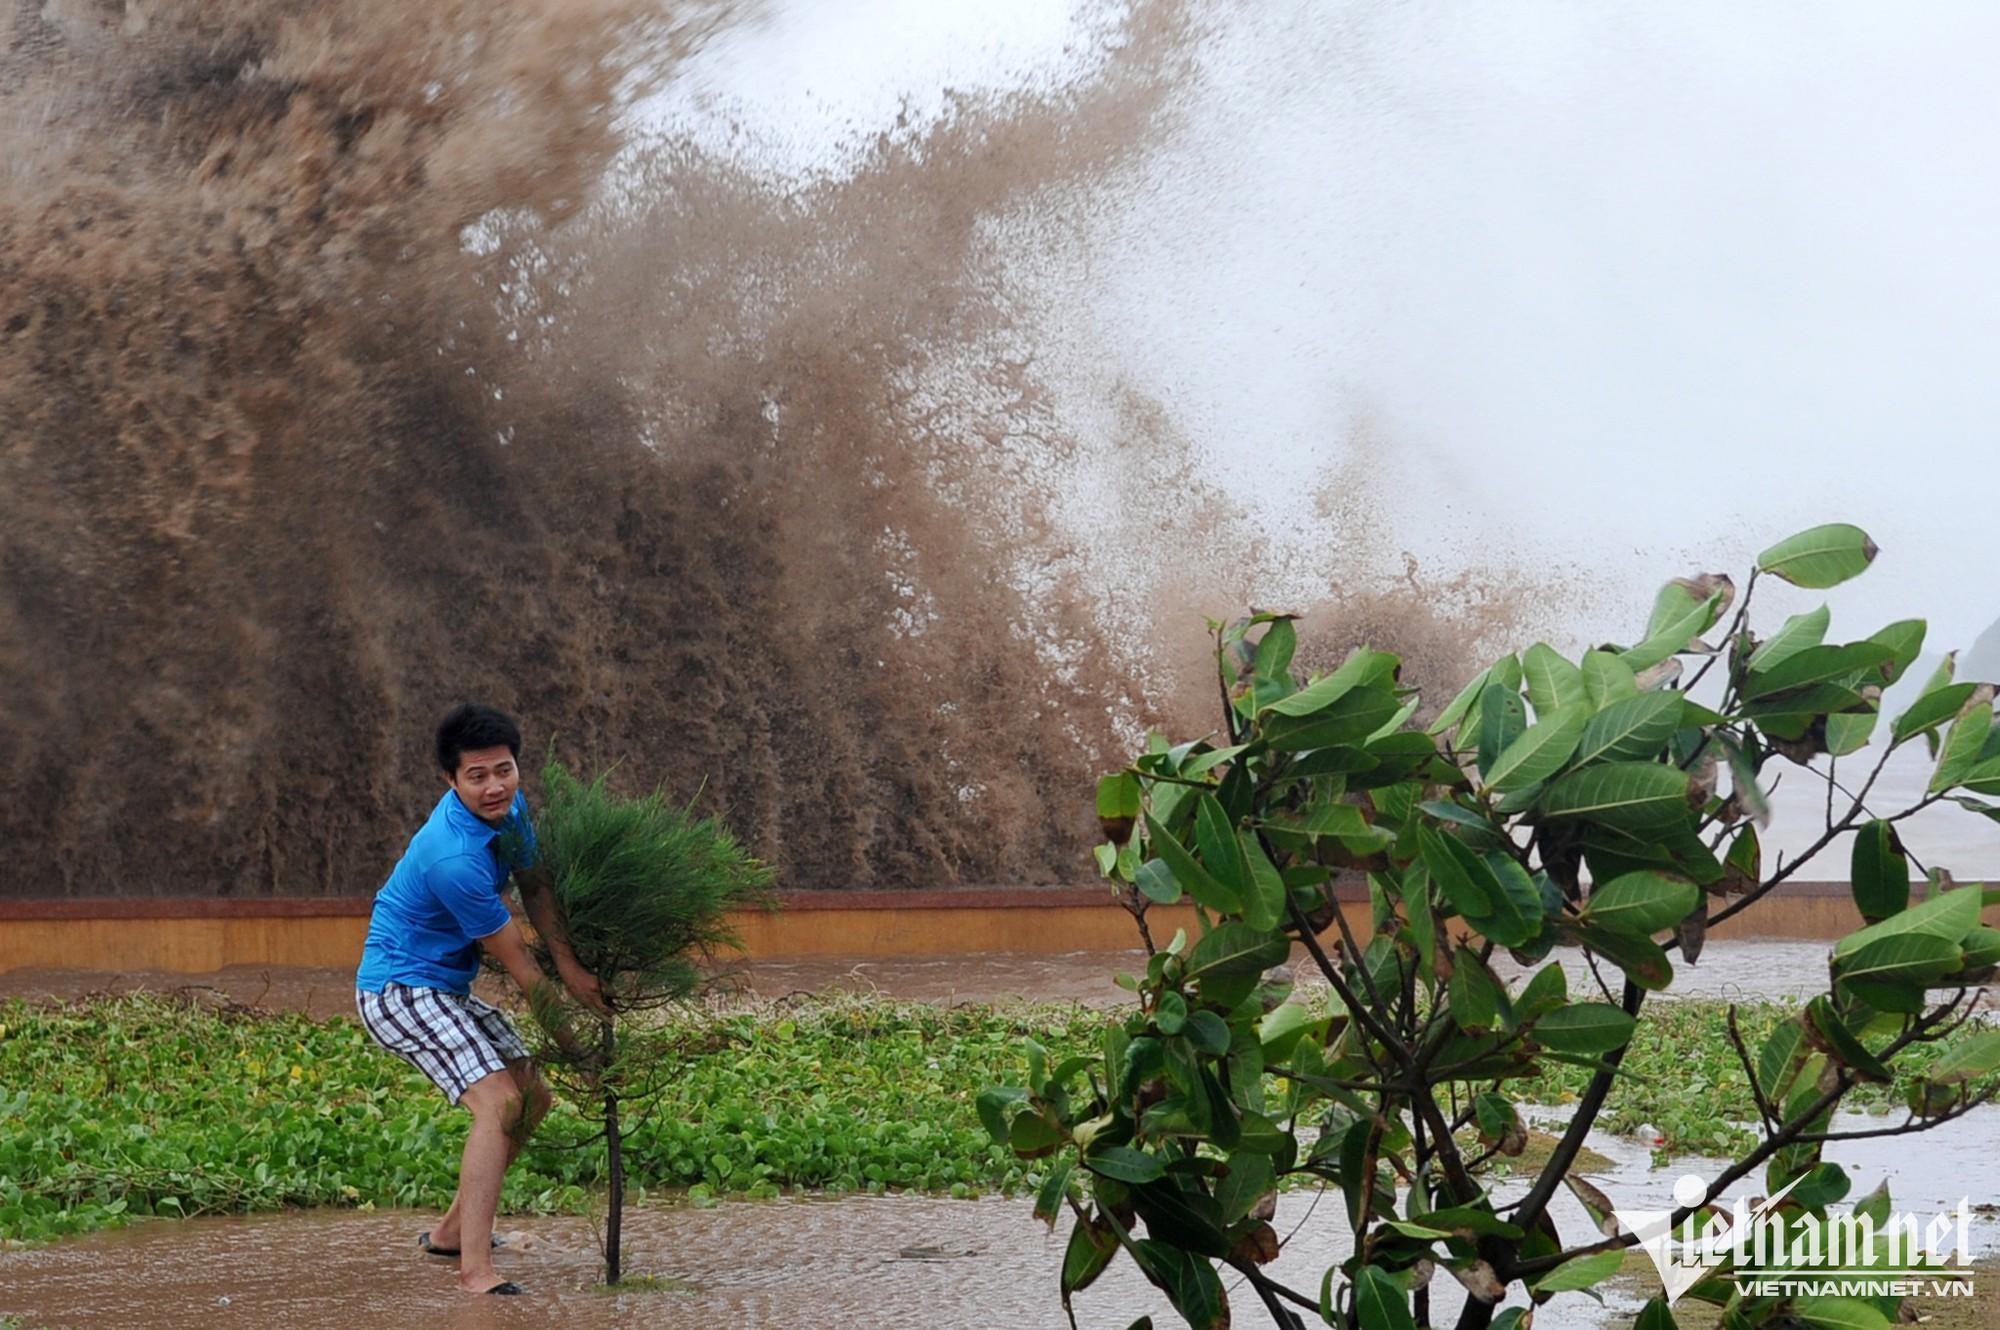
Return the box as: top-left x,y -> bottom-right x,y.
418,1229 -> 505,1257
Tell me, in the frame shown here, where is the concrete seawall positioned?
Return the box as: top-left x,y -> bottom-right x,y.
0,882 -> 1940,974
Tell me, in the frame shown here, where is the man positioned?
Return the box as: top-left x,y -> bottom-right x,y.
354,703 -> 606,1296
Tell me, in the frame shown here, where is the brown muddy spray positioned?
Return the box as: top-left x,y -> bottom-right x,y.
0,1 -> 1529,897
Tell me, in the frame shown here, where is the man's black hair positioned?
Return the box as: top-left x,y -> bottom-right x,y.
436,703 -> 523,775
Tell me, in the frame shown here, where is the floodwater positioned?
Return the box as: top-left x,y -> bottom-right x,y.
0,939 -> 1924,1018
3,1105 -> 1995,1330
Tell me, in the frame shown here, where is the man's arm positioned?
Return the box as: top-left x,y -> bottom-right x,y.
514,865 -> 610,1016
476,916 -> 552,1003
478,918 -> 597,1065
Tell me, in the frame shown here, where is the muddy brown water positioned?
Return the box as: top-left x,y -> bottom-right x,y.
3,1107 -> 1995,1330
0,939 -> 1923,1017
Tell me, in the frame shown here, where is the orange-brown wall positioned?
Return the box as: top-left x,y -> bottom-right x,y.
0,883 -> 1964,976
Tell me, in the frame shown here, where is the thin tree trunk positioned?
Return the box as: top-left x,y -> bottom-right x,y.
603,1019 -> 623,1286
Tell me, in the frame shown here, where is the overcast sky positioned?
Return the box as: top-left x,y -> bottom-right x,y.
648,0 -> 2000,657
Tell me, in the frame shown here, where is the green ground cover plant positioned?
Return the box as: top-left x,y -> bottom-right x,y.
0,993 -> 1093,1245
0,990 -> 1990,1252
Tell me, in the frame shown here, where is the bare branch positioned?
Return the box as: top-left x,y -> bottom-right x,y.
1224,1257 -> 1320,1321
1710,739 -> 1904,930
1793,1084 -> 2000,1143
1504,979 -> 1645,1238
1509,990 -> 1975,1280
1725,1005 -> 1779,1132
1286,894 -> 1414,1074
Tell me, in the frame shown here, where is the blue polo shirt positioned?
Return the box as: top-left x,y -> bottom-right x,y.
355,789 -> 538,995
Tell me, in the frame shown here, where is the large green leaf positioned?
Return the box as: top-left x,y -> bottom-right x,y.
1741,683 -> 1867,740
1477,683 -> 1529,774
1215,1152 -> 1275,1225
1263,686 -> 1404,751
1084,1145 -> 1164,1183
1184,922 -> 1291,983
1634,1297 -> 1680,1330
1539,762 -> 1694,834
1848,820 -> 1909,923
1833,886 -> 1984,961
1261,647 -> 1396,718
1562,919 -> 1675,989
1833,934 -> 1963,1013
1524,643 -> 1585,716
1790,1297 -> 1892,1330
1721,824 -> 1761,893
1530,1248 -> 1624,1294
1448,946 -> 1513,1033
1516,962 -> 1569,1022
1960,924 -> 2000,971
1582,872 -> 1700,934
1035,1159 -> 1076,1227
1097,772 -> 1142,824
1194,794 -> 1251,900
1419,825 -> 1495,917
1868,619 -> 1928,685
1747,605 -> 1831,673
1485,703 -> 1589,792
1257,1002 -> 1317,1065
1354,1266 -> 1417,1330
1144,813 -> 1241,914
1132,1240 -> 1227,1329
1930,701 -> 1994,792
976,1087 -> 1028,1144
1449,662 -> 1512,755
1623,586 -> 1724,673
1255,618 -> 1297,679
1804,997 -> 1892,1083
1824,707 -> 1880,757
1182,744 -> 1252,776
1928,1031 -> 2000,1085
1533,1002 -> 1637,1054
1134,857 -> 1182,904
1418,1205 -> 1525,1240
1429,665 -> 1494,738
1892,675 -> 1975,744
1758,523 -> 1879,589
1581,650 -> 1640,709
1742,642 -> 1895,701
1061,1215 -> 1119,1301
1238,831 -> 1287,933
1962,756 -> 2000,797
1477,854 -> 1548,949
1267,802 -> 1369,838
1757,1020 -> 1808,1101
1571,692 -> 1684,768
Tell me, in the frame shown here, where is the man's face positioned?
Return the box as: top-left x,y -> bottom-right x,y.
447,744 -> 520,826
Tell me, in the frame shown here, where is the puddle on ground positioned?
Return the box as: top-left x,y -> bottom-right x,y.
3,1105 -> 1994,1330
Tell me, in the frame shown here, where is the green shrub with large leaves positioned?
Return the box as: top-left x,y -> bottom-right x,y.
986,523 -> 2000,1330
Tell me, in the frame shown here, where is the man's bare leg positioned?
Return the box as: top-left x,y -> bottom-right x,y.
442,1068 -> 546,1293
431,1061 -> 552,1261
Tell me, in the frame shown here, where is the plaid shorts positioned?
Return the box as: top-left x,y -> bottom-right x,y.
355,982 -> 530,1106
